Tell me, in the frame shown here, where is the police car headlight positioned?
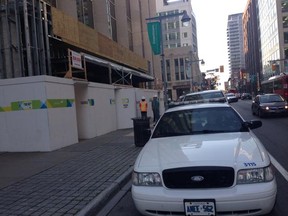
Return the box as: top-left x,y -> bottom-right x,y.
132,171 -> 162,186
237,165 -> 274,184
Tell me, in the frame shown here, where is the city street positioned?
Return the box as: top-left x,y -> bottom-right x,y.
1,1 -> 288,216
99,100 -> 288,216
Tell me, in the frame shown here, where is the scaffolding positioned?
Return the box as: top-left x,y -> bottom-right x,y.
0,0 -> 51,78
0,0 -> 154,87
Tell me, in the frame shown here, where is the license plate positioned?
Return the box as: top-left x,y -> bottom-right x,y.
184,199 -> 216,216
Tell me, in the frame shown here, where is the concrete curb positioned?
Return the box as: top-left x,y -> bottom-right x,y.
76,166 -> 134,216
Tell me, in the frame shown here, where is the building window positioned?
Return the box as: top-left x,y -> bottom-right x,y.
107,0 -> 117,42
168,22 -> 175,29
284,32 -> 288,43
168,33 -> 176,40
166,60 -> 171,81
285,48 -> 288,59
76,0 -> 94,28
174,59 -> 180,80
126,0 -> 133,51
282,1 -> 288,12
283,16 -> 288,28
180,58 -> 185,80
183,32 -> 188,38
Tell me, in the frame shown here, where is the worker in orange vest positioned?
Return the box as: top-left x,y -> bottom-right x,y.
139,96 -> 148,118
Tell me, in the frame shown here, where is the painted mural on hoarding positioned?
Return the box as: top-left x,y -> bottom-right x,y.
0,99 -> 74,112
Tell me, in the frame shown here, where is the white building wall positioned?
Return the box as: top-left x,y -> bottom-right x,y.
74,82 -> 117,139
0,76 -> 162,152
116,88 -> 138,129
0,76 -> 78,152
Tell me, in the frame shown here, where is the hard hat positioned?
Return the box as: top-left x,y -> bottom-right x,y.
142,96 -> 145,100
154,95 -> 157,97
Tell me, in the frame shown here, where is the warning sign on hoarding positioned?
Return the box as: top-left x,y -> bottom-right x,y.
71,51 -> 83,69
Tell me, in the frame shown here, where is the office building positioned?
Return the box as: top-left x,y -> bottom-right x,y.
258,0 -> 288,80
0,0 -> 156,87
243,0 -> 262,95
155,0 -> 202,100
227,13 -> 245,90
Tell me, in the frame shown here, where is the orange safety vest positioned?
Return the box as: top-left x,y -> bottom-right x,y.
139,101 -> 148,112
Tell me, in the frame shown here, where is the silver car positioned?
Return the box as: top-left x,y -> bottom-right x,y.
225,93 -> 238,103
169,90 -> 227,108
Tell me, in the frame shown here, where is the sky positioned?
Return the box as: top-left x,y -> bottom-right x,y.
191,0 -> 248,88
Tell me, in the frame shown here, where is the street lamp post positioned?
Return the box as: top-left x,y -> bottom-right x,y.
187,58 -> 205,92
146,11 -> 191,110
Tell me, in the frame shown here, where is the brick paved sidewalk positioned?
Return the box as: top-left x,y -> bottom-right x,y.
0,129 -> 141,216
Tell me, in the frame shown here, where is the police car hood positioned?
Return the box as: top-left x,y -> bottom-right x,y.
134,132 -> 270,172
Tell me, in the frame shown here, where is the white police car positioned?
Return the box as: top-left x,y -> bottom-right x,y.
132,103 -> 277,216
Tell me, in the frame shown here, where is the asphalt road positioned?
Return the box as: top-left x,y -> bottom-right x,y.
232,99 -> 288,216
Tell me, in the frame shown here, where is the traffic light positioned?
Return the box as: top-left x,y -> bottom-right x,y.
220,65 -> 224,72
272,64 -> 276,71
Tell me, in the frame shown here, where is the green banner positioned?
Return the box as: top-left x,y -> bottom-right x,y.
46,99 -> 74,108
147,22 -> 161,55
11,100 -> 42,111
7,99 -> 74,112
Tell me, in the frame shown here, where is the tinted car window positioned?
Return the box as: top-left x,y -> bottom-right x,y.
152,107 -> 247,138
259,95 -> 284,103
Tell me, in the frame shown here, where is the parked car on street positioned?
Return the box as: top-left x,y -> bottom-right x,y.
225,92 -> 238,103
235,93 -> 241,99
241,93 -> 252,100
251,93 -> 288,117
168,90 -> 227,108
132,103 -> 277,216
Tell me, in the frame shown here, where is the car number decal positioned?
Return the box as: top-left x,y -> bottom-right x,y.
244,162 -> 256,167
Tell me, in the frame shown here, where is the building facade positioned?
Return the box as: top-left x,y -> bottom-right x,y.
155,0 -> 202,100
227,13 -> 245,92
0,0 -> 167,151
0,0 -> 156,87
243,0 -> 262,95
258,0 -> 288,81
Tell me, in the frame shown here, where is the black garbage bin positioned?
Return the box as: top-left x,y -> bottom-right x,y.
132,117 -> 151,147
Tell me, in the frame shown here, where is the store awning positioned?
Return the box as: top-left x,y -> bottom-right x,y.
84,54 -> 154,83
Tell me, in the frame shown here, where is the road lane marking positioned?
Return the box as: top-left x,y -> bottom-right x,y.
269,153 -> 288,182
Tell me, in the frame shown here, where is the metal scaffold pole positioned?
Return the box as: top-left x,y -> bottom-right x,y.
0,0 -> 51,78
23,0 -> 33,76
